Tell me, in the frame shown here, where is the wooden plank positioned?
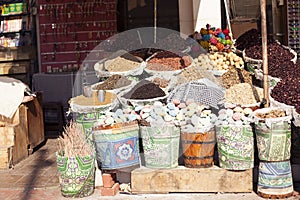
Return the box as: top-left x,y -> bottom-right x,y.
12,104 -> 29,165
26,94 -> 45,151
131,166 -> 253,194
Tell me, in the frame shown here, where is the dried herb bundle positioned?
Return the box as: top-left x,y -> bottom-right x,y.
57,121 -> 93,157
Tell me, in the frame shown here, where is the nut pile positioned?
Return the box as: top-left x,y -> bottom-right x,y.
221,68 -> 252,89
225,83 -> 263,105
255,110 -> 287,119
175,65 -> 205,85
195,52 -> 244,71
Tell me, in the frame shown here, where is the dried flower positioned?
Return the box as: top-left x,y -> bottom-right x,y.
57,121 -> 93,157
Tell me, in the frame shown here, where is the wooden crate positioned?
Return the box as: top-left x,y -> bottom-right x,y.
0,105 -> 29,169
0,94 -> 44,169
10,105 -> 29,166
0,106 -> 21,127
0,146 -> 13,169
0,126 -> 14,146
26,93 -> 44,151
131,166 -> 253,194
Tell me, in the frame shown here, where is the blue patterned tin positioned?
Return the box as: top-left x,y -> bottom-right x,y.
93,121 -> 140,169
258,160 -> 294,198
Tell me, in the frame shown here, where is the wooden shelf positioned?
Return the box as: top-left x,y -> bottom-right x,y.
0,60 -> 30,75
131,165 -> 253,194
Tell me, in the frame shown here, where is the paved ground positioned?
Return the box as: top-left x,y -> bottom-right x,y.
0,137 -> 299,200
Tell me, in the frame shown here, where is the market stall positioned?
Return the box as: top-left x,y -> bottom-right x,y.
50,0 -> 300,198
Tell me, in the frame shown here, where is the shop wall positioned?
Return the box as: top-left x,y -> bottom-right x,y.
36,0 -> 117,73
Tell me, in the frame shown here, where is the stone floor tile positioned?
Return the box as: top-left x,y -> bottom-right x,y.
0,174 -> 24,188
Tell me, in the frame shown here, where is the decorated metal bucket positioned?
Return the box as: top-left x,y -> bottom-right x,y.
257,161 -> 294,199
181,128 -> 216,168
254,108 -> 292,162
255,120 -> 291,162
216,125 -> 254,170
140,125 -> 180,169
73,112 -> 102,145
56,153 -> 95,198
93,121 -> 140,170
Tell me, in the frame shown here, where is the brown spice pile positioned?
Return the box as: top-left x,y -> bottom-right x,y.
94,75 -> 132,90
122,80 -> 166,100
147,51 -> 192,71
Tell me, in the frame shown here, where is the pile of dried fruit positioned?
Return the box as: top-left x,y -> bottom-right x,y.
235,29 -> 275,51
271,75 -> 300,113
245,42 -> 294,62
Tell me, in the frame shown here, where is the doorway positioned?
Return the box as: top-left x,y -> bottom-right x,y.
117,0 -> 180,32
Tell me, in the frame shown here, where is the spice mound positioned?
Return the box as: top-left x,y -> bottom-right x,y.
149,77 -> 170,88
93,75 -> 132,90
122,80 -> 166,100
70,91 -> 116,106
225,83 -> 263,105
147,51 -> 192,71
105,54 -> 141,72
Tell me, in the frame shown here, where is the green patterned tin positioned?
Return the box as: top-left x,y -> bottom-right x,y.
73,112 -> 102,146
254,108 -> 292,162
56,153 -> 95,198
140,125 -> 180,169
255,121 -> 291,162
216,125 -> 254,170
